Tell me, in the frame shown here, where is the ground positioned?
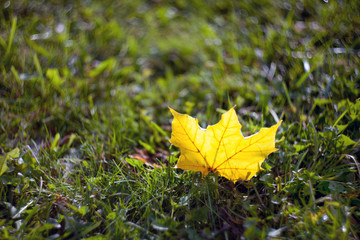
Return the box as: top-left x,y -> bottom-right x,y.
0,0 -> 359,239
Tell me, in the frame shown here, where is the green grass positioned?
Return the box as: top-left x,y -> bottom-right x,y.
1,0 -> 360,239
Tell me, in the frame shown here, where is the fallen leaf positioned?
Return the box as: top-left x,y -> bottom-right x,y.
129,148 -> 162,168
169,107 -> 281,182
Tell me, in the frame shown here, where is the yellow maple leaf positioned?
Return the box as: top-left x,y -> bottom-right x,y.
169,107 -> 282,182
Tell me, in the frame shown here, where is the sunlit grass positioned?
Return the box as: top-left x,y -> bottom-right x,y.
0,0 -> 359,239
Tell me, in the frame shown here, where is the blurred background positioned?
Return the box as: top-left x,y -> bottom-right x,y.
1,0 -> 359,147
